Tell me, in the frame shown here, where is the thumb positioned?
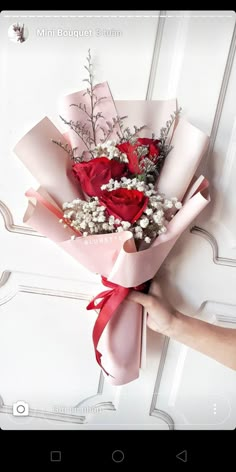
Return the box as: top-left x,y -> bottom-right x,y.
127,290 -> 153,309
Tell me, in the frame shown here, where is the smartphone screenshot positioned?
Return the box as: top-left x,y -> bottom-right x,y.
0,8 -> 235,464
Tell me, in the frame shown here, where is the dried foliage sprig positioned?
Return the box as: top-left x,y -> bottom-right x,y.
82,49 -> 102,146
118,124 -> 147,144
53,50 -> 143,161
153,107 -> 182,176
51,140 -> 79,161
158,108 -> 181,155
100,115 -> 127,143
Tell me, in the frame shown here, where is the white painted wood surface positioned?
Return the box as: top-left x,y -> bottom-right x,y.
0,10 -> 235,429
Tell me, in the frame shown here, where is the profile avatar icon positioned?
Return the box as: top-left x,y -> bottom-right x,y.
8,23 -> 29,43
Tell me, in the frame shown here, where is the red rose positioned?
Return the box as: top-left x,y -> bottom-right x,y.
117,138 -> 161,175
116,142 -> 141,174
73,157 -> 126,197
137,138 -> 160,160
99,188 -> 149,223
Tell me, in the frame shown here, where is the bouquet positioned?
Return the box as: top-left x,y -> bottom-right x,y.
14,51 -> 210,385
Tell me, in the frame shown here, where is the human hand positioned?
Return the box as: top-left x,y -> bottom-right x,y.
128,279 -> 177,335
129,279 -> 236,372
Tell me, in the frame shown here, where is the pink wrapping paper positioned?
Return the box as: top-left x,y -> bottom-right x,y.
14,117 -> 82,205
14,82 -> 210,385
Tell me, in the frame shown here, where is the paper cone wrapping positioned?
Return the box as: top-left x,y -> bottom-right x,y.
14,82 -> 210,385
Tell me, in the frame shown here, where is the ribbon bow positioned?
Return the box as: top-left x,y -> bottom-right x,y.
87,276 -> 147,377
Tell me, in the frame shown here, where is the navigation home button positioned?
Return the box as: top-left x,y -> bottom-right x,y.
112,450 -> 125,463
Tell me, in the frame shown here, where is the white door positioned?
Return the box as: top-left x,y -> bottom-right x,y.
0,10 -> 235,430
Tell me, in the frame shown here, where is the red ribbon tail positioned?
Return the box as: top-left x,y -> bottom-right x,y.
95,350 -> 112,377
87,277 -> 149,377
87,281 -> 130,376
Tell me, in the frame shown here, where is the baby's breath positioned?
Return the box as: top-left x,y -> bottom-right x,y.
92,140 -> 129,163
62,177 -> 182,245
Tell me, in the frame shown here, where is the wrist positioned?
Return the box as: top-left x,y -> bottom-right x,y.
162,310 -> 182,337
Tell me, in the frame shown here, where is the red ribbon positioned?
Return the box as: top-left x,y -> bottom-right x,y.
87,276 -> 146,377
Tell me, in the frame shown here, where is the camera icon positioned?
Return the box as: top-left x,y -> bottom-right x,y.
12,401 -> 29,416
